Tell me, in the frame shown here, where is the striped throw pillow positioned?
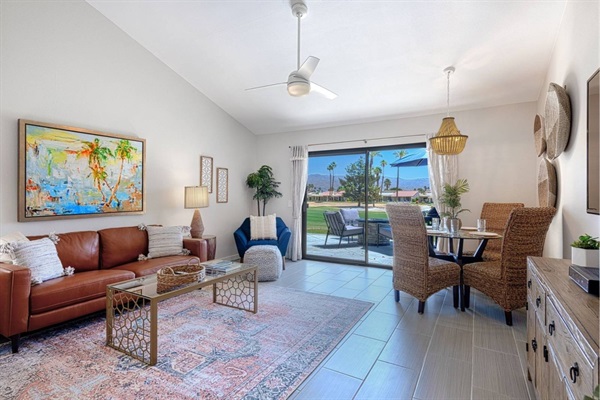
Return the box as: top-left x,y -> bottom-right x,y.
13,238 -> 64,285
146,226 -> 185,258
250,214 -> 277,240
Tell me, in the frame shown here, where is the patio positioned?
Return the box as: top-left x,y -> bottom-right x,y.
306,232 -> 394,266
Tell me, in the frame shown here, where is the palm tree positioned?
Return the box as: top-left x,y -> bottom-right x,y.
393,149 -> 408,202
379,159 -> 388,193
106,139 -> 136,208
77,138 -> 113,203
384,178 -> 392,191
369,151 -> 381,171
327,161 -> 337,197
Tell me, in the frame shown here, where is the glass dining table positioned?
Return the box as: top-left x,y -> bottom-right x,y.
426,228 -> 503,311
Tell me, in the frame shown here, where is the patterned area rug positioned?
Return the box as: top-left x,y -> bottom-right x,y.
0,284 -> 371,399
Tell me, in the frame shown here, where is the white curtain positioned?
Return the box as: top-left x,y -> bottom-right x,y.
426,132 -> 459,214
427,133 -> 459,252
287,145 -> 308,261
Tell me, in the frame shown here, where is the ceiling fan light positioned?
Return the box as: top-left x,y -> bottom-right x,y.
287,81 -> 310,96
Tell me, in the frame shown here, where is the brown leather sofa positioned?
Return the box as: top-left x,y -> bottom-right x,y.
0,226 -> 208,353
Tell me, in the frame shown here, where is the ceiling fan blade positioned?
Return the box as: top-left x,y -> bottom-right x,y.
310,82 -> 337,99
297,56 -> 320,78
245,82 -> 286,91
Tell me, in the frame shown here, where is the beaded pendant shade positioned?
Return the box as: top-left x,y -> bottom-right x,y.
429,67 -> 468,155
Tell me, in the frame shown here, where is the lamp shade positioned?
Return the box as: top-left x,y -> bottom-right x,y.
184,186 -> 209,209
429,117 -> 468,155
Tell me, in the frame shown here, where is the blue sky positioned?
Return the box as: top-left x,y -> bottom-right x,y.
309,148 -> 429,180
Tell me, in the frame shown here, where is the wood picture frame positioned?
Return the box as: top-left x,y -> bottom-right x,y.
587,68 -> 599,215
200,156 -> 213,193
216,167 -> 228,203
18,119 -> 145,221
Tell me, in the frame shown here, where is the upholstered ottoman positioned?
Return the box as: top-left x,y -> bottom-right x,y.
243,245 -> 282,282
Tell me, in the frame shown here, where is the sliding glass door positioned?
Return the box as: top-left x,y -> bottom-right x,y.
303,143 -> 430,267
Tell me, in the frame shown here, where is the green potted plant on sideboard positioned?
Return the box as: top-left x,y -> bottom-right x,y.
246,165 -> 282,216
439,178 -> 470,232
571,234 -> 599,267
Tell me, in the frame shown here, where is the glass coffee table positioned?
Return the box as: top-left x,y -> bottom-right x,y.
105,262 -> 257,365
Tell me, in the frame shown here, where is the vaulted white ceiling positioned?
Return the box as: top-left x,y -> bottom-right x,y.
87,0 -> 567,135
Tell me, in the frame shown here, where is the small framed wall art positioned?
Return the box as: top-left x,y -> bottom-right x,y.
200,156 -> 213,193
216,167 -> 228,203
18,119 -> 146,221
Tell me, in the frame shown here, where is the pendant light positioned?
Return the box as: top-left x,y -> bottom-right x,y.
429,66 -> 468,155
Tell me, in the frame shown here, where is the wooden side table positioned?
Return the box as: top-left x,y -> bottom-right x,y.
201,235 -> 217,260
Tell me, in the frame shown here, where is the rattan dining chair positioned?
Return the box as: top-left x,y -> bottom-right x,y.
386,204 -> 461,314
463,207 -> 556,325
479,202 -> 524,261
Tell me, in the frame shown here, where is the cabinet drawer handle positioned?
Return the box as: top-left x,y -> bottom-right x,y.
528,279 -> 532,289
536,296 -> 541,308
531,339 -> 537,352
543,345 -> 548,362
548,321 -> 555,336
569,363 -> 579,383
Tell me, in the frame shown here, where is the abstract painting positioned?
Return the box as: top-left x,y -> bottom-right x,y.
18,120 -> 146,221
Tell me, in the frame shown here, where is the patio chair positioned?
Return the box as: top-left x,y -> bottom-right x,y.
463,207 -> 555,325
386,203 -> 460,314
323,211 -> 364,247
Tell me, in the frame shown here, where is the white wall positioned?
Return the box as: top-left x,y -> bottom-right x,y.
257,102 -> 539,230
0,1 -> 256,258
536,0 -> 600,258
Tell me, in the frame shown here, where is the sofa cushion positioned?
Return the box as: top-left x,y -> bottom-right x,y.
30,269 -> 135,314
146,226 -> 185,258
13,238 -> 64,285
0,232 -> 29,264
99,226 -> 148,269
30,231 -> 100,272
113,255 -> 200,277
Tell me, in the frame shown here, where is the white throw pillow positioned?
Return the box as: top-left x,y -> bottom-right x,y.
250,214 -> 277,240
13,238 -> 64,285
146,226 -> 186,258
0,232 -> 30,264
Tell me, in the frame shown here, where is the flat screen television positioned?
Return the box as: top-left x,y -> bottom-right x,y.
588,68 -> 599,215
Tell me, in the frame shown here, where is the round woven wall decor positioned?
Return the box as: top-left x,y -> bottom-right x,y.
537,158 -> 557,207
533,114 -> 546,156
544,83 -> 571,160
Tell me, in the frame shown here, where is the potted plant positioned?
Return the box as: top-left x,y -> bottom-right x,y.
438,179 -> 470,232
571,234 -> 599,267
246,165 -> 282,216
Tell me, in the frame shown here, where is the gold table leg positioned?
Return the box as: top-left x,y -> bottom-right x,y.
213,269 -> 258,313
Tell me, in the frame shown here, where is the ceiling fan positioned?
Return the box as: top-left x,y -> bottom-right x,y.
246,1 -> 337,99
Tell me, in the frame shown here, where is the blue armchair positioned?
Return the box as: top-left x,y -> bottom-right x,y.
233,217 -> 291,259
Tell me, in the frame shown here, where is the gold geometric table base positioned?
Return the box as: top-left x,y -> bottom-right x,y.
106,264 -> 258,366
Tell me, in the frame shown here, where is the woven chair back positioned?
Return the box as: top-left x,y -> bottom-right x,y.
386,204 -> 429,288
480,202 -> 524,259
323,211 -> 345,236
500,207 -> 556,281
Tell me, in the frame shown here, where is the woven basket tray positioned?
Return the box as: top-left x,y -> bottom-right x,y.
157,258 -> 205,293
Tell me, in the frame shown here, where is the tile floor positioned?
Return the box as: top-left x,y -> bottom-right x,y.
271,259 -> 535,400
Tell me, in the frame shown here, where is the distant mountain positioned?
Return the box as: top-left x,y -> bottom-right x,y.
307,174 -> 429,192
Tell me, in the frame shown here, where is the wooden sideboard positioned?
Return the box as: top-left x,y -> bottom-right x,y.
527,257 -> 599,400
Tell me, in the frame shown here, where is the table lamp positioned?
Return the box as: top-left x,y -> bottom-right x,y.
184,186 -> 209,238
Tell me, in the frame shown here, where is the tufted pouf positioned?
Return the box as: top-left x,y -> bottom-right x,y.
243,245 -> 283,282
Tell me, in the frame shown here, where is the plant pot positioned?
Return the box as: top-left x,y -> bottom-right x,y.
571,247 -> 600,267
446,218 -> 462,234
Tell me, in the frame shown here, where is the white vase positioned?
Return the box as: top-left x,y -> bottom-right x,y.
571,247 -> 600,267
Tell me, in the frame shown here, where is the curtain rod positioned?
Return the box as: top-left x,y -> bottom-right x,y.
288,133 -> 427,148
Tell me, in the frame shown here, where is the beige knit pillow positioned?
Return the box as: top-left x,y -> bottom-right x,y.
13,238 -> 64,285
250,214 -> 277,240
0,231 -> 29,264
